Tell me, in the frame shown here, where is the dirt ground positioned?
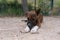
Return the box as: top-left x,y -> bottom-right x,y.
0,16 -> 60,40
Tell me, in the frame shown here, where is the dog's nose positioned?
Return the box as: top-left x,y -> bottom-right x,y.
27,21 -> 35,29
27,23 -> 31,27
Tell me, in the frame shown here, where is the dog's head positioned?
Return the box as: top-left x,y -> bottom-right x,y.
25,9 -> 41,21
26,10 -> 37,20
25,9 -> 41,29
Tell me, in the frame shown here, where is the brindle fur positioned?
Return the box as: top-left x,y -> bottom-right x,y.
25,9 -> 43,29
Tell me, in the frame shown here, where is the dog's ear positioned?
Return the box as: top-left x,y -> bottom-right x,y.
35,8 -> 41,15
25,11 -> 29,16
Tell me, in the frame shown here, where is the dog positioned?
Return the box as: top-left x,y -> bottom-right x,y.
24,9 -> 43,33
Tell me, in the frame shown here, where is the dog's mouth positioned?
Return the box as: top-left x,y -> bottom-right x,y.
27,19 -> 37,30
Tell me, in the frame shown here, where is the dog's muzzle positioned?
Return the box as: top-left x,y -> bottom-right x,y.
27,20 -> 37,30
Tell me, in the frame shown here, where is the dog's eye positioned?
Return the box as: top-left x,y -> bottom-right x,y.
27,18 -> 29,20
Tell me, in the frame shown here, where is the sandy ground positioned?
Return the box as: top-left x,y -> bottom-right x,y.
0,16 -> 60,40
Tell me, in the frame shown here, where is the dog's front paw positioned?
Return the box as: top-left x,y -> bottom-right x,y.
24,26 -> 30,33
30,26 -> 39,33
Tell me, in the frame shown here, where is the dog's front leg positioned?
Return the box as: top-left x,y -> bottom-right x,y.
30,20 -> 41,33
24,26 -> 30,33
30,25 -> 39,33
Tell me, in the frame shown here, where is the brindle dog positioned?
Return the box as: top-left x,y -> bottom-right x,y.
24,9 -> 43,33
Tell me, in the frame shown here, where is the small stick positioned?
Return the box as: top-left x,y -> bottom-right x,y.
21,20 -> 28,22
